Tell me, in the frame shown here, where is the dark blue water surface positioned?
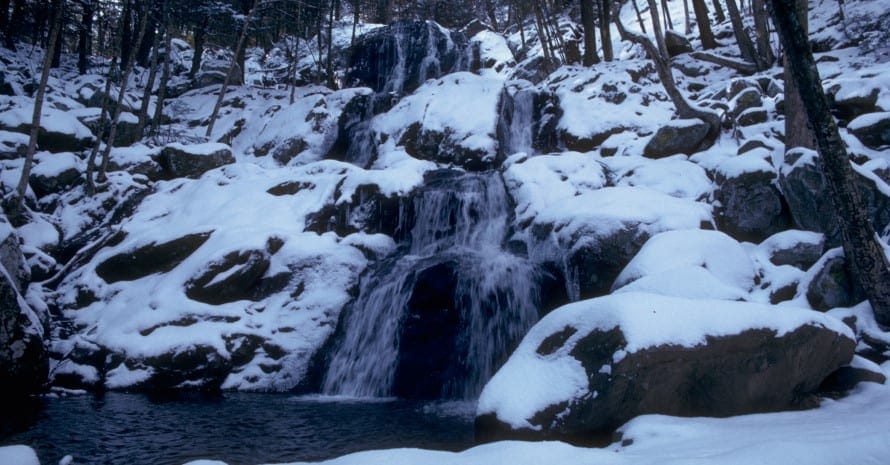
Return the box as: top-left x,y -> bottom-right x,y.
0,392 -> 474,465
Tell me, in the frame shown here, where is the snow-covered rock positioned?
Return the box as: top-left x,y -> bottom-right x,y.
0,96 -> 94,153
849,111 -> 890,149
713,149 -> 790,242
157,142 -> 235,179
476,292 -> 855,442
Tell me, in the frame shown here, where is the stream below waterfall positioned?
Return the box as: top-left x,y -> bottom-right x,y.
0,393 -> 474,465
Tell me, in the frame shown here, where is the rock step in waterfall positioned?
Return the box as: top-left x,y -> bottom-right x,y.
321,170 -> 542,400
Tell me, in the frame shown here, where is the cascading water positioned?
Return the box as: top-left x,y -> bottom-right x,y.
497,82 -> 536,157
322,171 -> 541,399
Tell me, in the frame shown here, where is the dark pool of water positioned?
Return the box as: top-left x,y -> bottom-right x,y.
0,392 -> 475,465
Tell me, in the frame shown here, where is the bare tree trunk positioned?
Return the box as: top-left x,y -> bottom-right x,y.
326,0 -> 336,88
683,0 -> 691,35
351,0 -> 359,45
483,0 -> 499,30
97,0 -> 151,182
152,20 -> 171,134
85,57 -> 116,195
137,12 -> 162,136
205,0 -> 260,139
782,0 -> 813,151
752,0 -> 774,66
614,1 -> 720,138
532,0 -> 553,69
77,0 -> 93,74
11,0 -> 63,216
600,0 -> 613,61
580,0 -> 600,65
768,0 -> 890,327
712,0 -> 726,22
725,0 -> 762,68
691,0 -> 717,49
661,0 -> 673,30
189,17 -> 207,79
646,0 -> 669,57
631,0 -> 647,33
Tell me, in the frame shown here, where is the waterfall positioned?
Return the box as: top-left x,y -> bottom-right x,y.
497,81 -> 536,158
321,171 -> 540,399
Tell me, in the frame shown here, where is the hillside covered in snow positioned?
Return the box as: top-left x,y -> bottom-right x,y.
3,0 -> 890,463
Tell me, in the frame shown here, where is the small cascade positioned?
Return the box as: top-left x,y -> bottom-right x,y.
322,171 -> 540,399
497,81 -> 537,158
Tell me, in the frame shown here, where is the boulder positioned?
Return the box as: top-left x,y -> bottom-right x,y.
714,157 -> 790,242
157,143 -> 235,179
728,88 -> 763,120
759,230 -> 825,269
185,248 -> 280,305
643,118 -> 711,158
305,184 -> 402,238
0,221 -> 30,292
0,108 -> 94,153
664,30 -> 693,57
806,251 -> 865,311
0,264 -> 48,398
736,107 -> 768,126
779,148 -> 890,247
95,231 -> 212,283
346,20 -> 468,95
29,152 -> 83,198
849,112 -> 890,149
831,84 -> 880,122
476,293 -> 855,443
0,130 -> 28,159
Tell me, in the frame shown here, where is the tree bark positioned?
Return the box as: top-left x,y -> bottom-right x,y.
599,0 -> 613,61
12,0 -> 63,216
152,20 -> 171,134
725,0 -> 762,68
5,0 -> 26,50
768,0 -> 890,327
77,0 -> 93,74
691,0 -> 717,49
783,0 -> 813,150
189,17 -> 207,79
137,14 -> 162,136
580,0 -> 600,65
97,0 -> 151,182
711,0 -> 726,22
85,56 -> 115,195
752,0 -> 774,66
483,0 -> 499,31
646,0 -> 669,58
205,0 -> 260,139
661,0 -> 673,30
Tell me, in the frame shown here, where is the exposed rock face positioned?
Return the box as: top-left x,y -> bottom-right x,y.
0,225 -> 47,398
664,30 -> 693,57
476,293 -> 855,443
714,168 -> 790,243
346,20 -> 468,95
779,149 -> 890,247
849,112 -> 890,149
831,86 -> 880,122
156,143 -> 235,179
96,232 -> 212,283
807,251 -> 865,311
643,119 -> 711,158
760,230 -> 825,270
305,184 -> 402,238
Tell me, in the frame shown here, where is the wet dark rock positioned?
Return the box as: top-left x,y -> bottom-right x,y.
156,143 -> 235,179
714,169 -> 790,243
138,344 -> 232,390
849,112 -> 890,149
393,260 -> 461,399
346,20 -> 467,95
0,265 -> 48,398
643,118 -> 711,158
566,226 -> 650,299
477,316 -> 854,442
819,364 -> 886,397
326,91 -> 378,168
185,249 -> 273,305
831,86 -> 880,122
95,232 -> 212,283
737,108 -> 768,126
664,30 -> 693,57
399,121 -> 496,171
807,253 -> 865,311
305,184 -> 403,238
764,232 -> 825,270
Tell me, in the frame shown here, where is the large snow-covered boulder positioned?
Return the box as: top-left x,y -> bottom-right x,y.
713,149 -> 791,242
644,118 -> 712,158
505,152 -> 713,299
346,20 -> 467,95
611,229 -> 756,301
476,293 -> 855,442
373,72 -> 502,170
0,96 -> 94,153
29,152 -> 84,198
848,112 -> 890,149
157,142 -> 235,179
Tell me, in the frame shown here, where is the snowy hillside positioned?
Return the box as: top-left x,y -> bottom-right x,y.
3,0 -> 890,463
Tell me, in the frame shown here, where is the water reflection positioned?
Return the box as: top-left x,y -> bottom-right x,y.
0,393 -> 474,465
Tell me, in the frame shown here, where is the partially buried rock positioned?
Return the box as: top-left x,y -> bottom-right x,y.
848,112 -> 890,149
643,118 -> 711,158
476,292 -> 854,443
157,142 -> 235,179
